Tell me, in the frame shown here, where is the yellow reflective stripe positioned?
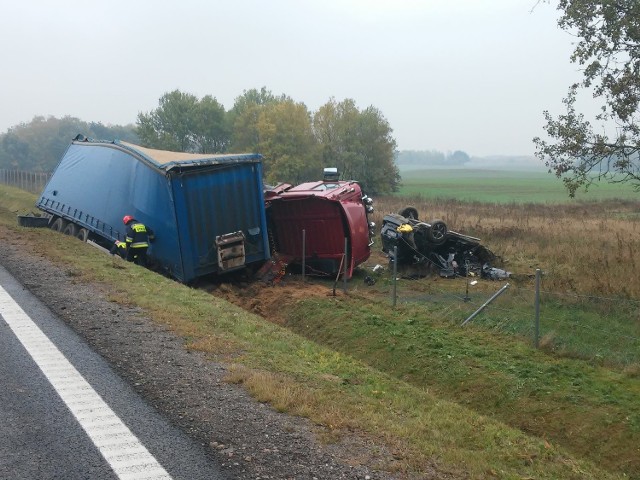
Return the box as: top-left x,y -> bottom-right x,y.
130,242 -> 149,248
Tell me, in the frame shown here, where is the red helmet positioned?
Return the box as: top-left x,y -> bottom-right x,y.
122,215 -> 134,225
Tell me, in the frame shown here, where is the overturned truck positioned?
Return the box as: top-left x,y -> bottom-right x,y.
264,169 -> 375,279
380,209 -> 500,278
37,136 -> 271,283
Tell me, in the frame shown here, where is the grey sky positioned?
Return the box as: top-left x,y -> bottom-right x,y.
1,0 -> 590,156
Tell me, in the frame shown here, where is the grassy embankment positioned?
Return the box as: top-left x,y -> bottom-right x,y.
2,183 -> 639,479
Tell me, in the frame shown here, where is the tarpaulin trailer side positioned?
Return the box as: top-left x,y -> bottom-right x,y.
36,137 -> 270,283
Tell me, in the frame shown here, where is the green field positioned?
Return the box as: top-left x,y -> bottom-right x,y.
398,168 -> 640,203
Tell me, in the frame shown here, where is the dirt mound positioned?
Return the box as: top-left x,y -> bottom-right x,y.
207,278 -> 342,324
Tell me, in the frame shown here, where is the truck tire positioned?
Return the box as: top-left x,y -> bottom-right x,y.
63,223 -> 78,236
50,218 -> 67,232
76,228 -> 89,242
426,220 -> 448,245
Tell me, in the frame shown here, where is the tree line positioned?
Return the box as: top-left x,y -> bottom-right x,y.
0,88 -> 399,195
137,88 -> 399,194
0,116 -> 138,173
396,150 -> 470,167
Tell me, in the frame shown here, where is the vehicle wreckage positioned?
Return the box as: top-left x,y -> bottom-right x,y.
263,168 -> 375,279
380,208 -> 509,279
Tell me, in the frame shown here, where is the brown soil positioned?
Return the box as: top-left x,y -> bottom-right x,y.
207,279 -> 347,325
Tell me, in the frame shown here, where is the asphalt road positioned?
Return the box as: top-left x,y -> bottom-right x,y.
0,264 -> 228,480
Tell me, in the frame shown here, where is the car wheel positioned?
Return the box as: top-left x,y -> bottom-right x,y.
398,206 -> 419,220
426,220 -> 448,245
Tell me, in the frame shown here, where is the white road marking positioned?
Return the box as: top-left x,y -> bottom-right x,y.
0,285 -> 173,480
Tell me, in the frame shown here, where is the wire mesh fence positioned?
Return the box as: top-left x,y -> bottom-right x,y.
386,267 -> 640,368
0,169 -> 51,194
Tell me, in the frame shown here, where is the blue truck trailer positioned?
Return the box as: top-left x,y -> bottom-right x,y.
37,136 -> 271,283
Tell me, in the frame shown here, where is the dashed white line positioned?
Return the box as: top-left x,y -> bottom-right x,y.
0,284 -> 173,480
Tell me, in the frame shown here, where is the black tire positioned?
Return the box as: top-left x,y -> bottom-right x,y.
426,220 -> 448,245
50,217 -> 67,232
398,206 -> 419,220
62,223 -> 78,236
76,228 -> 89,242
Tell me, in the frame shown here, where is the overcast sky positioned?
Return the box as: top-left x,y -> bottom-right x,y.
1,0 -> 591,157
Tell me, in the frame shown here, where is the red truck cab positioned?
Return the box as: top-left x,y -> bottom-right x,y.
264,169 -> 374,278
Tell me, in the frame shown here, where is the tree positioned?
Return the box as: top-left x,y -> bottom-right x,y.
192,95 -> 229,153
313,98 -> 399,195
313,98 -> 360,180
534,1 -> 640,196
227,87 -> 286,152
226,88 -> 322,184
447,150 -> 471,166
137,90 -> 229,153
255,100 -> 321,184
354,106 -> 400,194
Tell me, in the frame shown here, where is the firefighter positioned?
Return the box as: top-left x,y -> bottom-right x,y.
109,240 -> 128,259
122,215 -> 154,266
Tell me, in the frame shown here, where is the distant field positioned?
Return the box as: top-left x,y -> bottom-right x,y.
397,168 -> 640,203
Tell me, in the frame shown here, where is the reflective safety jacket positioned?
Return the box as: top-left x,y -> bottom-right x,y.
125,221 -> 152,249
110,240 -> 128,258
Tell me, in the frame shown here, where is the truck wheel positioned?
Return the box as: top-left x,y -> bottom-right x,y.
426,220 -> 448,245
62,223 -> 78,236
76,228 -> 89,242
51,218 -> 67,232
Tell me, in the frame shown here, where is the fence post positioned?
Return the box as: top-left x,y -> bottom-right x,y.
464,260 -> 471,302
392,245 -> 398,307
301,229 -> 306,282
534,268 -> 541,348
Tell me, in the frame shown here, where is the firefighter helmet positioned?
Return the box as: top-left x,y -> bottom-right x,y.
122,215 -> 134,225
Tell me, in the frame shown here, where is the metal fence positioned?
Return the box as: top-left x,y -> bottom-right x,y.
384,262 -> 640,368
0,169 -> 51,194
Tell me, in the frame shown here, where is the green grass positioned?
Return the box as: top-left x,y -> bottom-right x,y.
1,183 -> 633,479
391,280 -> 640,368
285,290 -> 640,477
0,185 -> 42,215
397,169 -> 640,203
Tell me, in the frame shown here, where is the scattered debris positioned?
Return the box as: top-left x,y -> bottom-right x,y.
380,208 -> 503,278
481,263 -> 511,280
255,253 -> 292,283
